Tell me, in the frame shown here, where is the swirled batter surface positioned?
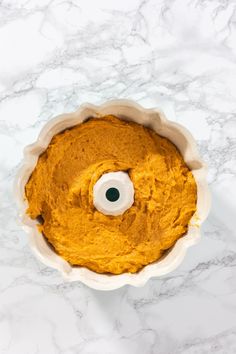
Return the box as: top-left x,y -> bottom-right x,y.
25,115 -> 197,274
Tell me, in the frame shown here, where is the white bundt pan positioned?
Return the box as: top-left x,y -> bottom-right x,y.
15,100 -> 210,290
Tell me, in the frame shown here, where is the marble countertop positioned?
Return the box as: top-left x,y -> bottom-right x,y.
0,0 -> 236,353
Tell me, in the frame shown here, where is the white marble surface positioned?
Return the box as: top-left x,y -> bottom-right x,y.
0,0 -> 236,353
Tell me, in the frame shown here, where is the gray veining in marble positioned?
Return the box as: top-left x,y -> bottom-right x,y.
0,0 -> 236,353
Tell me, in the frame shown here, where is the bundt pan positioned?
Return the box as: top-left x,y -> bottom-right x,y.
15,100 -> 210,290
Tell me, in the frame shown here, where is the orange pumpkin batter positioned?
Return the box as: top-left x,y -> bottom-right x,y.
25,115 -> 197,274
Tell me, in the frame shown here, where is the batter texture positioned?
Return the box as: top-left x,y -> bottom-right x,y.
25,115 -> 197,274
